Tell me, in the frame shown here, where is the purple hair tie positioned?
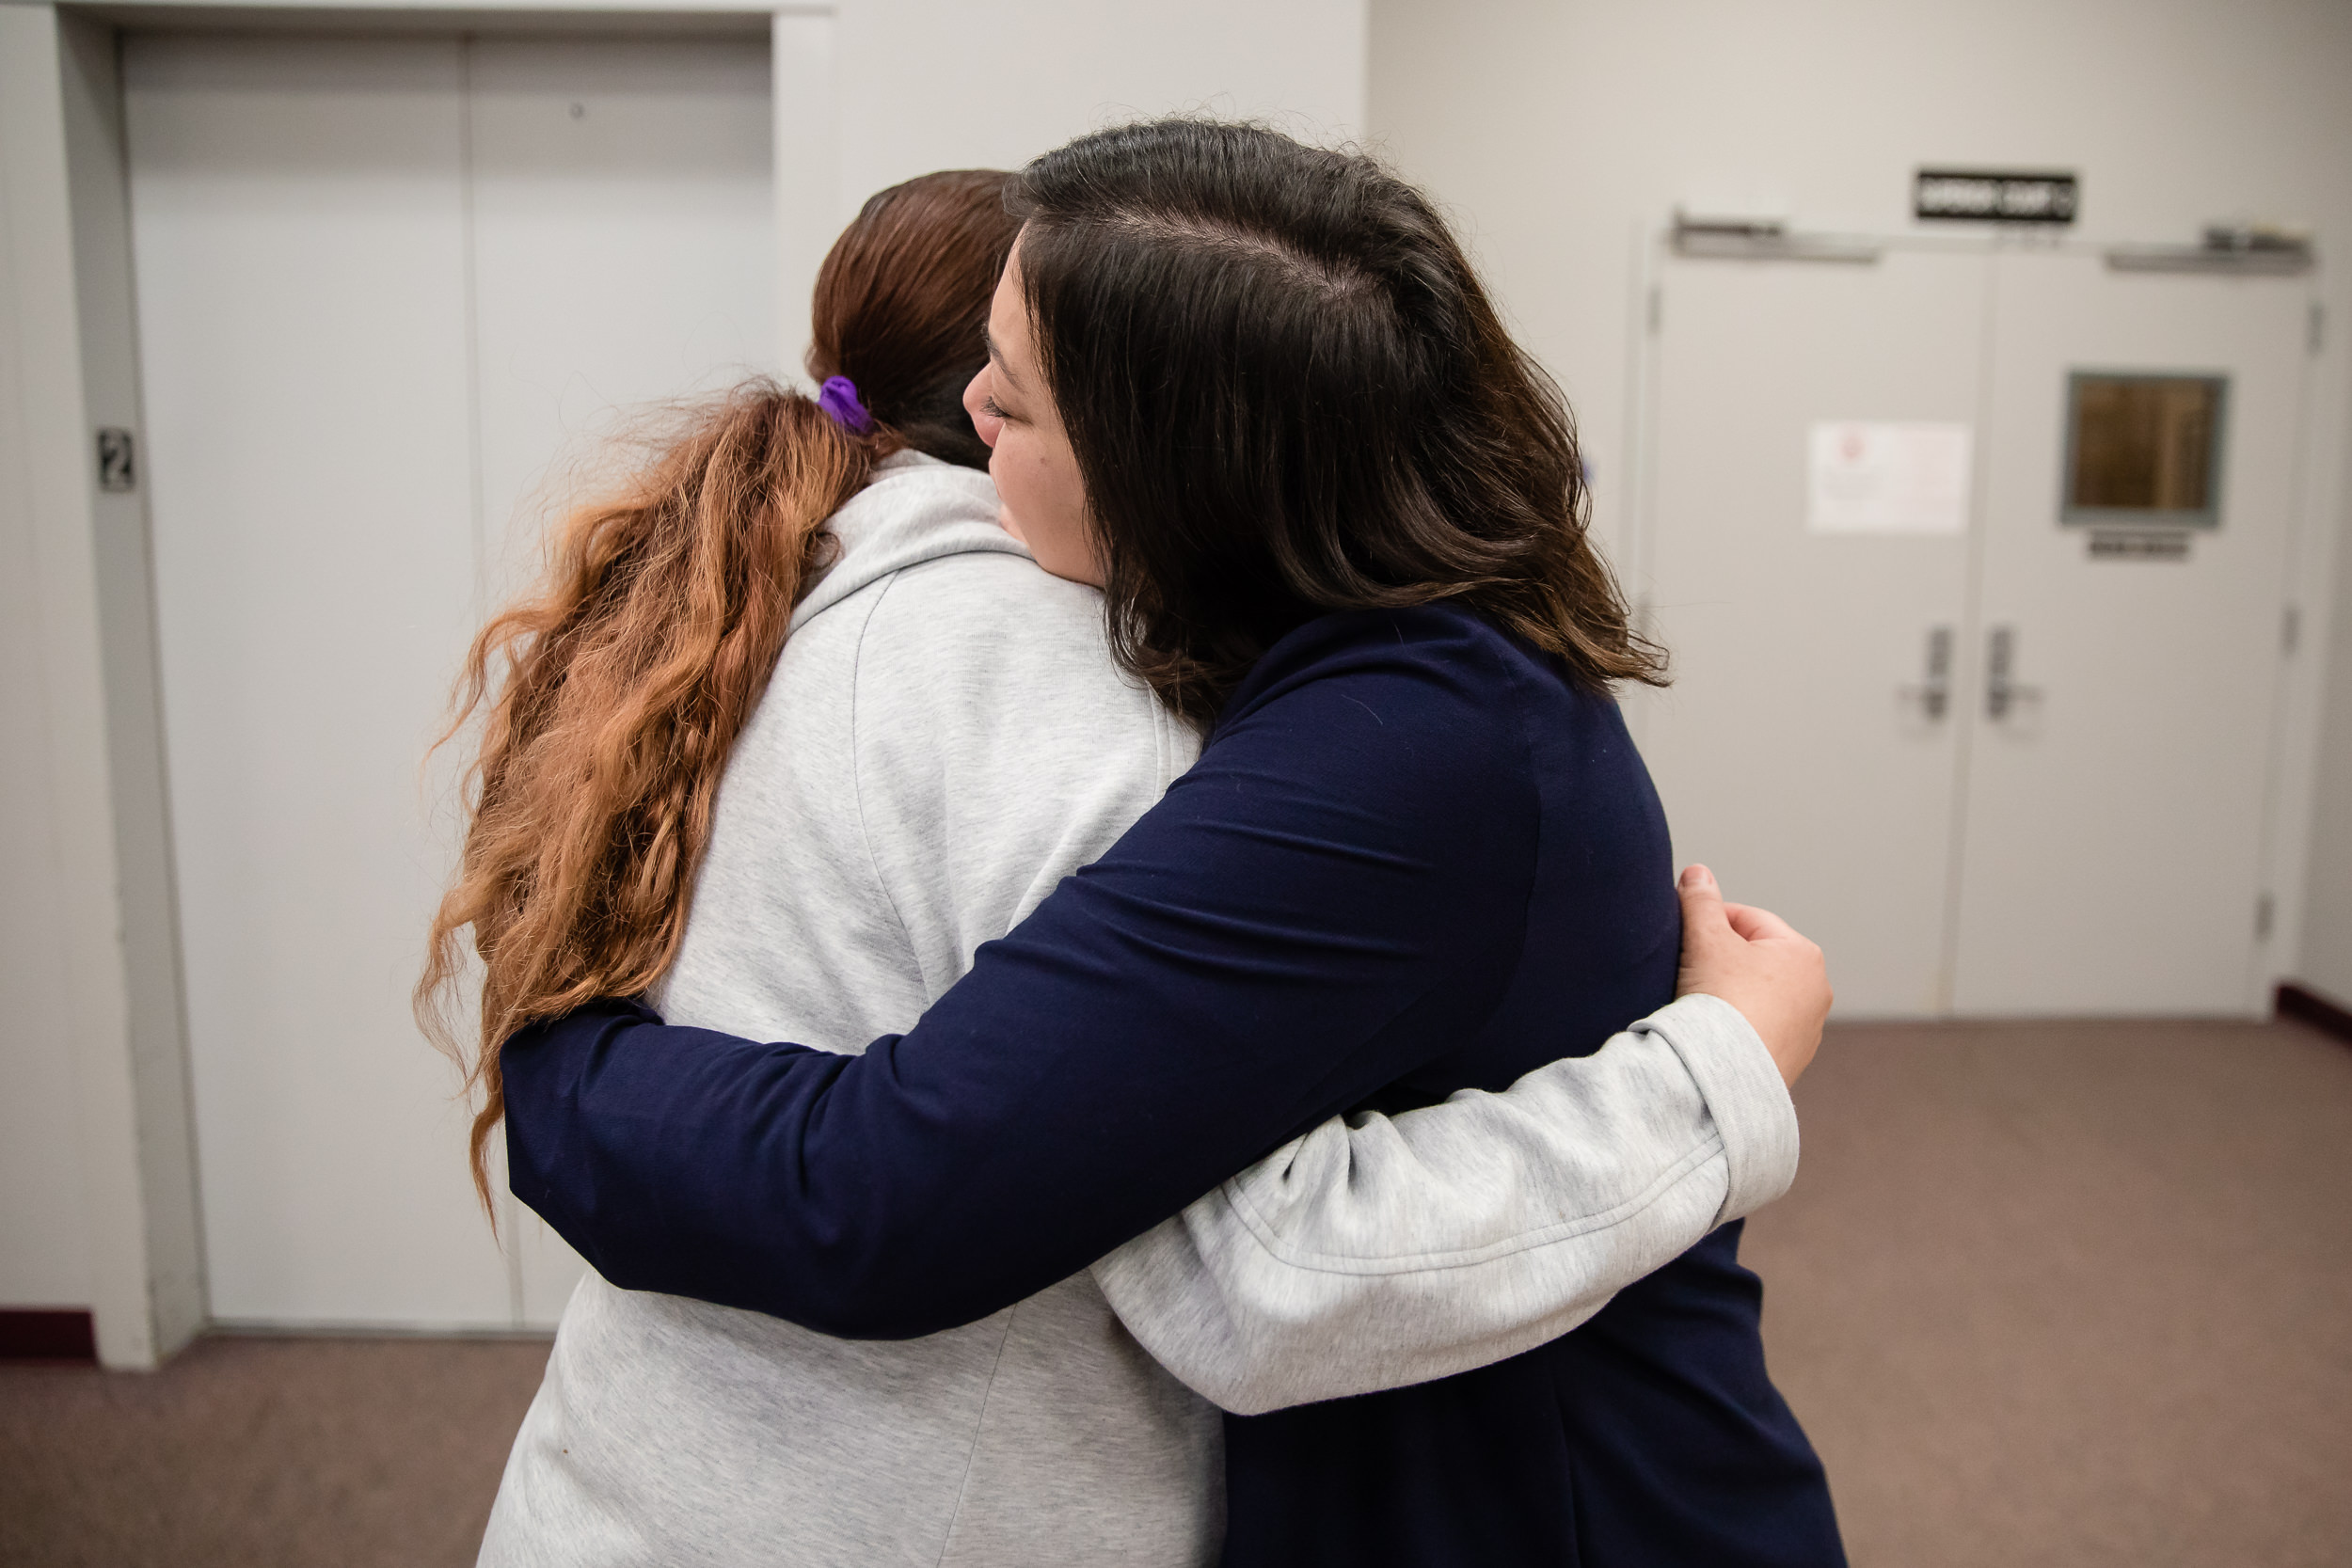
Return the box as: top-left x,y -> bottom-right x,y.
818,374 -> 874,434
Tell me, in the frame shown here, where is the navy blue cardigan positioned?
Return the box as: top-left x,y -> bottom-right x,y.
501,605 -> 1843,1566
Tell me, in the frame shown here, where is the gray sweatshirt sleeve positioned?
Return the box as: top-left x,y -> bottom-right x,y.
1090,992 -> 1798,1415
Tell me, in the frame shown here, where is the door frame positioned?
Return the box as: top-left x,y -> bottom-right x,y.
1625,222 -> 2332,1021
3,0 -> 826,1369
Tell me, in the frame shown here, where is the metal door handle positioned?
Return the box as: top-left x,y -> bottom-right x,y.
1899,626 -> 1954,720
1986,625 -> 2042,720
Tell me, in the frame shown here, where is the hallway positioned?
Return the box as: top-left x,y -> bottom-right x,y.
6,1018 -> 2350,1567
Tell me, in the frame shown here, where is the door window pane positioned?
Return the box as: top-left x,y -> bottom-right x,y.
2062,372 -> 2226,527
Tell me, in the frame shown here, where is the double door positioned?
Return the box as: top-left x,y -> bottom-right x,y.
1636,242 -> 2311,1016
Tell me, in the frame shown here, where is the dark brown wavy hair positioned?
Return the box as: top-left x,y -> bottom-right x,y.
420,169 -> 1018,1212
1009,120 -> 1665,729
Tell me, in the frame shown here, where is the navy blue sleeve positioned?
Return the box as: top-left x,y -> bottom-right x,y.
501,610 -> 1540,1338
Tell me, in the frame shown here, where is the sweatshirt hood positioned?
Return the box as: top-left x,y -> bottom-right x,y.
790,451 -> 1031,631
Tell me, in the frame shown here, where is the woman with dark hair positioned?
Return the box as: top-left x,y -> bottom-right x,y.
474,130 -> 1840,1566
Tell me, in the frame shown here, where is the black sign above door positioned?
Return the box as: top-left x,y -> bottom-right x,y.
1915,168 -> 2079,225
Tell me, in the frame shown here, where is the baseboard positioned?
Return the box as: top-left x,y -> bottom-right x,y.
2277,982 -> 2352,1045
207,1319 -> 555,1341
0,1308 -> 98,1363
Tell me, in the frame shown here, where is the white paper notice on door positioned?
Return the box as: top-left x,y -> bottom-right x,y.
1806,421 -> 1973,535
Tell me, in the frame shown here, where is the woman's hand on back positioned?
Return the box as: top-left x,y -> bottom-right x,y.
1675,864 -> 1830,1089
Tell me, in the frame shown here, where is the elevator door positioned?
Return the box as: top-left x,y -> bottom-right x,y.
127,30 -> 776,1328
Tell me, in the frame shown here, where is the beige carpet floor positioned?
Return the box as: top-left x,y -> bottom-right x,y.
4,1018 -> 2348,1566
1745,1017 -> 2352,1568
0,1334 -> 549,1568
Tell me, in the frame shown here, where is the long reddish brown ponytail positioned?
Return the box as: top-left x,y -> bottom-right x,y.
421,170 -> 1018,1212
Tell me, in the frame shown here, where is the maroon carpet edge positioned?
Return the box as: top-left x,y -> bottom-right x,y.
0,1308 -> 97,1363
2278,981 -> 2352,1045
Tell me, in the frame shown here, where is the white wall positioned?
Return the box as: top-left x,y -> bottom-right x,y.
774,0 -> 1367,377
835,0 -> 1364,194
1365,0 -> 2352,1001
